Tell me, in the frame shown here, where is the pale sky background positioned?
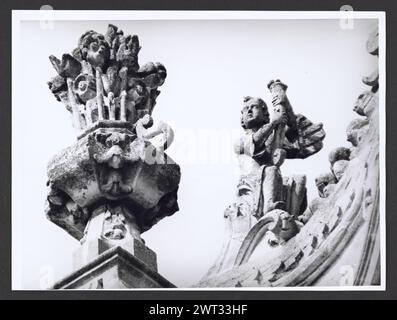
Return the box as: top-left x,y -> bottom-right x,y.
12,17 -> 378,289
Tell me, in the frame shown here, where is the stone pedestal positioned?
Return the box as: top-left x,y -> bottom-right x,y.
73,237 -> 157,271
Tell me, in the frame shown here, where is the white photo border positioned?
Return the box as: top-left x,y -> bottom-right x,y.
11,10 -> 386,292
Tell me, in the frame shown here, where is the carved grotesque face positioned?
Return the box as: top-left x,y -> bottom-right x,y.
241,97 -> 269,130
86,40 -> 110,69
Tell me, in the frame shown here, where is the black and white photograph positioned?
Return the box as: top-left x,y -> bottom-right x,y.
11,10 -> 385,290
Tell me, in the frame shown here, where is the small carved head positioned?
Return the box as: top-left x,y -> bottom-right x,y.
346,119 -> 369,147
240,96 -> 269,130
102,210 -> 127,241
73,74 -> 96,102
78,30 -> 111,69
139,62 -> 167,89
278,212 -> 299,242
315,172 -> 336,198
353,91 -> 373,116
366,27 -> 379,56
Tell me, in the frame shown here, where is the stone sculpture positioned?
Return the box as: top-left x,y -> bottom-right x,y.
47,24 -> 167,135
199,27 -> 380,288
46,25 -> 180,289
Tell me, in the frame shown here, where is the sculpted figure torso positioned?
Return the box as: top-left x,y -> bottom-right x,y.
236,96 -> 289,216
235,80 -> 325,217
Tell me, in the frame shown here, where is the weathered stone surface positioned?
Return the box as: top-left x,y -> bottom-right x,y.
346,118 -> 369,147
48,25 -> 168,134
282,174 -> 307,217
46,25 -> 180,289
204,80 -> 324,279
315,173 -> 336,198
234,209 -> 302,267
362,67 -> 379,93
295,115 -> 325,158
49,54 -> 82,79
323,184 -> 336,198
198,132 -> 379,287
46,126 -> 180,240
53,246 -> 174,289
198,29 -> 380,288
366,27 -> 379,56
74,236 -> 157,271
328,147 -> 351,166
332,160 -> 350,181
353,91 -> 377,117
312,148 -> 352,199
